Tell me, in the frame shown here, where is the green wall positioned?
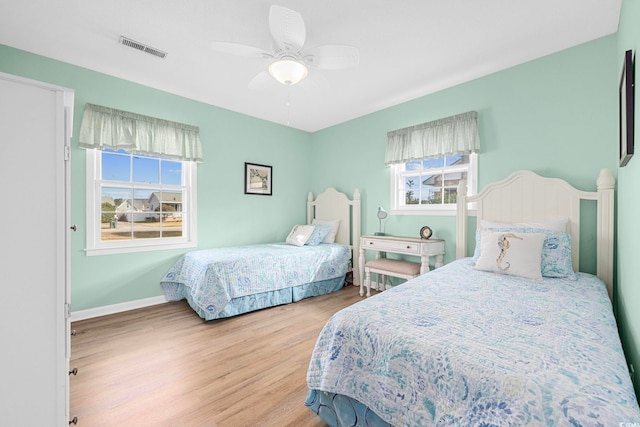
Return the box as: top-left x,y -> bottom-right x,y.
1,8 -> 637,399
311,35 -> 618,275
616,0 -> 640,393
0,44 -> 313,311
310,7 -> 639,397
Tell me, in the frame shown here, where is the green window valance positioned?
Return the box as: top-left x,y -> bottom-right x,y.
385,111 -> 479,165
78,103 -> 203,162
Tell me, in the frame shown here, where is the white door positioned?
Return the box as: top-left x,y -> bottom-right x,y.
0,73 -> 74,425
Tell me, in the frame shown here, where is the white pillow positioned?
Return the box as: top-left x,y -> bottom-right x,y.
285,224 -> 315,246
480,218 -> 567,232
311,219 -> 340,243
474,230 -> 546,279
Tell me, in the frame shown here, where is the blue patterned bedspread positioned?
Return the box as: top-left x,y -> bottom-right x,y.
161,243 -> 349,320
307,258 -> 640,426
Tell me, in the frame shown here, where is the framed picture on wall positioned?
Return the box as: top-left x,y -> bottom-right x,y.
244,162 -> 272,195
619,49 -> 635,167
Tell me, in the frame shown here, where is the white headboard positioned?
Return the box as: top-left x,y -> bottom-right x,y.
456,169 -> 615,299
307,188 -> 362,286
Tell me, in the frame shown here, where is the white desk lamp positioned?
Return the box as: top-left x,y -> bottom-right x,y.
375,206 -> 388,236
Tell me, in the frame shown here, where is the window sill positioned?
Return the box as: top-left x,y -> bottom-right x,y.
85,241 -> 197,256
391,208 -> 477,216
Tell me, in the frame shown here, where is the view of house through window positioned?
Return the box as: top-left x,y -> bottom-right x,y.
391,153 -> 476,213
405,155 -> 467,205
100,149 -> 185,241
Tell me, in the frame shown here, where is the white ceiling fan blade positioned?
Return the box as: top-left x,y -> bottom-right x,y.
248,71 -> 279,91
269,5 -> 306,53
304,45 -> 360,70
211,41 -> 271,58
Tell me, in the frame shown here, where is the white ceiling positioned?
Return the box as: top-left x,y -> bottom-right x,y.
0,1 -> 621,132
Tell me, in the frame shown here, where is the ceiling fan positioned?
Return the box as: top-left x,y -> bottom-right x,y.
211,5 -> 359,89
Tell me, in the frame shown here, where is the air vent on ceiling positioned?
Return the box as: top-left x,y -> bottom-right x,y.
119,36 -> 167,59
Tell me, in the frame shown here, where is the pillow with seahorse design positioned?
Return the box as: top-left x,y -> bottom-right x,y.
472,228 -> 576,279
474,231 -> 546,279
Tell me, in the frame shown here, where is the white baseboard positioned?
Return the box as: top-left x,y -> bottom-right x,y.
72,280 -> 360,322
71,295 -> 167,322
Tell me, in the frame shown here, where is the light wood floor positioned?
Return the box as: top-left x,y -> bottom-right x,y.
70,284 -> 363,427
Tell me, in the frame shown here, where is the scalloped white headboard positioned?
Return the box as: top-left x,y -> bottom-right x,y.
456,169 -> 615,300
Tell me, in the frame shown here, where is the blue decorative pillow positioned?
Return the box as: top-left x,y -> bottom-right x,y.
305,224 -> 332,245
473,227 -> 576,279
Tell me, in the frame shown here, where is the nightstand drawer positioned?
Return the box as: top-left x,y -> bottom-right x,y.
362,238 -> 420,254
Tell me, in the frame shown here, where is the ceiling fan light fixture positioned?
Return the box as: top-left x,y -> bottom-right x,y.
268,59 -> 308,85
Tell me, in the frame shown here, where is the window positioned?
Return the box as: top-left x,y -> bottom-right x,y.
386,111 -> 479,215
390,153 -> 477,215
86,149 -> 197,255
78,103 -> 202,255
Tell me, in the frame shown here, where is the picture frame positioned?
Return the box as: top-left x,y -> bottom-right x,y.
244,162 -> 272,195
619,49 -> 635,167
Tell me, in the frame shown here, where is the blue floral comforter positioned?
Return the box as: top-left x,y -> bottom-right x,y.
161,243 -> 349,320
307,258 -> 640,426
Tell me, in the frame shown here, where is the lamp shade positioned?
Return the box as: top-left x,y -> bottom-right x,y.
268,59 -> 308,85
377,206 -> 388,220
376,206 -> 388,235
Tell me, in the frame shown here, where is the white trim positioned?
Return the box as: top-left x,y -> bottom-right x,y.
390,153 -> 477,214
0,71 -> 74,93
392,207 -> 477,216
85,149 -> 198,255
85,241 -> 197,256
71,296 -> 167,322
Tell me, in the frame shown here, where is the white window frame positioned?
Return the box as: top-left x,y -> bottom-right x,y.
390,153 -> 478,216
85,149 -> 198,256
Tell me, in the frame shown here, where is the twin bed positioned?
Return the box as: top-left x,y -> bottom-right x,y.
160,170 -> 639,425
160,187 -> 361,321
305,169 -> 640,426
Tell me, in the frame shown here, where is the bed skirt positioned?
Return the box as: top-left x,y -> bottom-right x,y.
305,389 -> 392,427
178,276 -> 345,320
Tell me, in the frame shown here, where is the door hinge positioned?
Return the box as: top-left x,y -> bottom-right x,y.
64,146 -> 70,161
65,303 -> 71,319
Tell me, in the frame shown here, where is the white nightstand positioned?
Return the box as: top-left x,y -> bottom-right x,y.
358,235 -> 445,297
